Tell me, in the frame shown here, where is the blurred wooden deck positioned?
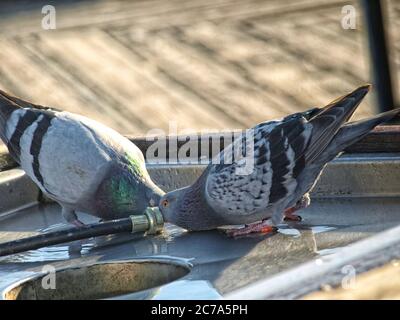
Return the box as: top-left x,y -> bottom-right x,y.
0,0 -> 399,135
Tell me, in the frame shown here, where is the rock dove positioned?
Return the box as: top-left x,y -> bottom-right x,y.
159,85 -> 400,236
0,90 -> 164,226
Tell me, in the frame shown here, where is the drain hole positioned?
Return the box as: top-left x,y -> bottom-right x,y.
4,261 -> 189,300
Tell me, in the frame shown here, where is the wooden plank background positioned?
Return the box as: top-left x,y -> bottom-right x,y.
0,0 -> 399,136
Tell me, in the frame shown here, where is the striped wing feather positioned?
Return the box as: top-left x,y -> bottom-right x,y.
205,118 -> 312,216
4,109 -> 112,204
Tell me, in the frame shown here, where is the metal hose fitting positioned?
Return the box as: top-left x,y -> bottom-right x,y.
130,207 -> 164,235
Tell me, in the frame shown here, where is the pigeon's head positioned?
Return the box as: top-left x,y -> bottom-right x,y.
158,185 -> 217,231
158,188 -> 185,224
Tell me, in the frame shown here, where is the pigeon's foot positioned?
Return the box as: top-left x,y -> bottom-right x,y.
71,219 -> 86,228
225,220 -> 278,237
283,194 -> 310,221
62,207 -> 85,228
284,207 -> 302,222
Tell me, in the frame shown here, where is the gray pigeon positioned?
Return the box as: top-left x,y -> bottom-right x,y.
159,85 -> 400,236
0,90 -> 164,226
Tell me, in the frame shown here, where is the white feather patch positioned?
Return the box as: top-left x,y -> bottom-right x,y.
5,109 -> 27,140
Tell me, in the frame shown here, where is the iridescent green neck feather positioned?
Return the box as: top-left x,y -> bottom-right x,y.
124,152 -> 146,178
94,157 -> 149,218
109,175 -> 138,211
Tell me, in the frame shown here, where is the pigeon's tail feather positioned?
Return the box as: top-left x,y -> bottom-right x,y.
0,89 -> 33,108
0,89 -> 59,111
326,108 -> 400,157
0,91 -> 22,143
305,84 -> 371,163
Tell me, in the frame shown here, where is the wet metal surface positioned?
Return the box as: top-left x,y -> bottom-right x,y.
1,196 -> 400,299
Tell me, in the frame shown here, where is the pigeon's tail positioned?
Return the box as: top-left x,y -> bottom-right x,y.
0,89 -> 58,112
305,84 -> 371,163
0,90 -> 22,143
324,108 -> 400,159
0,90 -> 58,155
0,89 -> 33,108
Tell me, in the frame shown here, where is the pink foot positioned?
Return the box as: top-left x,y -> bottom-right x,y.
284,207 -> 302,221
225,220 -> 278,237
284,194 -> 310,221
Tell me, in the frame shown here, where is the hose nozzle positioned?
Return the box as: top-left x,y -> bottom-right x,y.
130,207 -> 164,235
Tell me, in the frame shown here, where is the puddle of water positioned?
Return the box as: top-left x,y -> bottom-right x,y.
276,224 -> 336,238
39,223 -> 71,233
162,223 -> 187,241
0,241 -> 94,263
316,246 -> 346,257
277,227 -> 301,237
311,226 -> 337,234
152,280 -> 222,300
112,279 -> 221,300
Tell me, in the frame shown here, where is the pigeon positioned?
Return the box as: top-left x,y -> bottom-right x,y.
159,85 -> 400,236
0,90 -> 164,227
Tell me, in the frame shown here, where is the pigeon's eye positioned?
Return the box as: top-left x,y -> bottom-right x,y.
161,199 -> 169,208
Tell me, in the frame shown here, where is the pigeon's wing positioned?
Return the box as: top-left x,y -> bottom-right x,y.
3,108 -> 114,204
2,103 -> 143,205
32,112 -> 147,205
205,118 -> 313,216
